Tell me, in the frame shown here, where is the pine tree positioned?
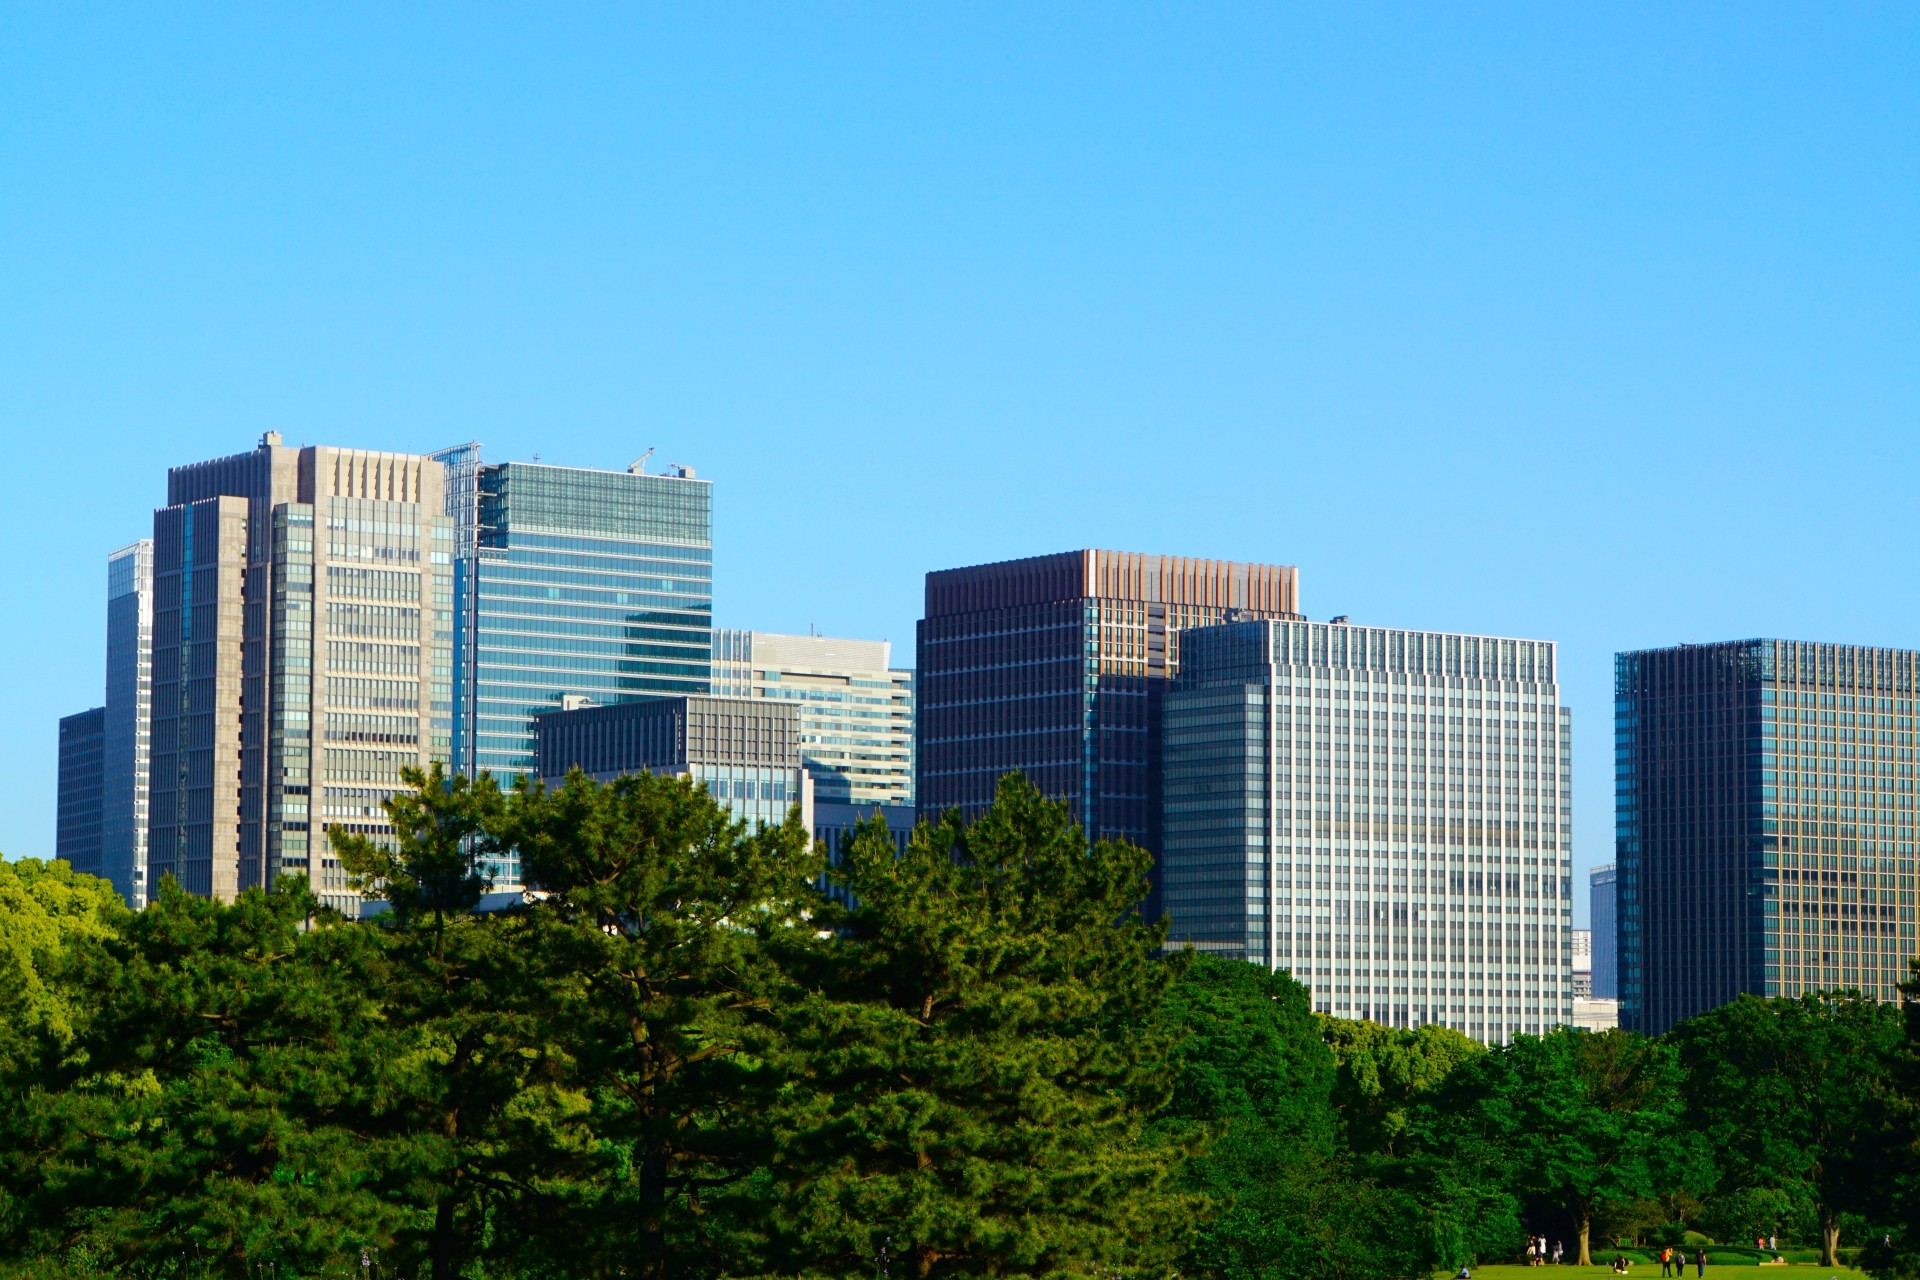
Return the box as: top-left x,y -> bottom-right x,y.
497,767 -> 822,1280
764,774 -> 1195,1279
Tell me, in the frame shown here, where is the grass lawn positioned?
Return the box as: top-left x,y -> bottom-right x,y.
1455,1268 -> 1871,1280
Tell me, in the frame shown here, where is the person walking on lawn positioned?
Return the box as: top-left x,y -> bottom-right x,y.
1695,1247 -> 1706,1277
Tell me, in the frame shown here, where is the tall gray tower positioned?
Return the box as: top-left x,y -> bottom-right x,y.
147,435 -> 451,913
103,540 -> 154,907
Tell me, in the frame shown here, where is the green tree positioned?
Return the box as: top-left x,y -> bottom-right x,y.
1161,957 -> 1431,1280
1671,991 -> 1903,1266
764,776 -> 1195,1279
332,763 -> 579,1280
497,767 -> 820,1280
1412,1027 -> 1683,1266
0,877 -> 404,1277
1318,1016 -> 1484,1157
0,858 -> 127,1076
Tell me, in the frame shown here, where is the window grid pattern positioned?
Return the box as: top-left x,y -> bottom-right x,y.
1616,640 -> 1920,1034
1163,619 -> 1573,1046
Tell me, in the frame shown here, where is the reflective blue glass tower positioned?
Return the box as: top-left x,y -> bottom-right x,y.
443,451 -> 713,789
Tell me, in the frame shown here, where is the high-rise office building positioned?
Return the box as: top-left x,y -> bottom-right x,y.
57,707 -> 107,876
1161,618 -> 1574,1043
103,540 -> 154,907
916,550 -> 1300,859
1589,863 -> 1617,999
147,435 -> 452,913
534,695 -> 812,832
439,447 -> 713,785
1616,640 -> 1920,1033
712,630 -> 914,808
436,447 -> 712,887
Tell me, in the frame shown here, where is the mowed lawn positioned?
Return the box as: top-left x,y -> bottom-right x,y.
1453,1267 -> 1871,1280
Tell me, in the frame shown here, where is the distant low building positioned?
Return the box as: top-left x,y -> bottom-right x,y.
1571,928 -> 1593,998
535,694 -> 813,833
57,707 -> 107,878
1590,863 -> 1617,998
712,629 -> 914,808
1571,998 -> 1619,1032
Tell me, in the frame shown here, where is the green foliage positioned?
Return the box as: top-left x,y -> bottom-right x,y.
334,764 -> 576,1280
0,857 -> 127,1071
10,772 -> 1920,1280
1672,992 -> 1902,1267
333,760 -> 503,925
761,775 -> 1194,1279
1318,1015 -> 1483,1156
497,766 -> 823,1280
1411,1027 -> 1685,1265
0,877 -> 405,1276
1162,956 -> 1431,1280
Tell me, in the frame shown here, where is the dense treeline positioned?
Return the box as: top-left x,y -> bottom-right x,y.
1,768 -> 1918,1280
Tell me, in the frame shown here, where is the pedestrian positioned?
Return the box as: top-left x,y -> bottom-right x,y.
1695,1247 -> 1706,1277
1660,1246 -> 1672,1276
1554,1241 -> 1565,1266
1527,1241 -> 1537,1267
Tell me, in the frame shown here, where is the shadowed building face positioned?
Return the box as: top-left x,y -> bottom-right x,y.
914,549 -> 1301,866
1615,640 -> 1920,1033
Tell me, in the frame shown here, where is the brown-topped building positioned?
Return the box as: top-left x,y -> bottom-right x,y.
915,549 -> 1301,875
146,434 -> 451,913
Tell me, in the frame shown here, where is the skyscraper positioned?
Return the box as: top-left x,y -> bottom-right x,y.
147,435 -> 452,913
102,539 -> 154,907
712,629 -> 914,808
916,550 -> 1300,859
1615,640 -> 1920,1034
56,707 -> 106,876
1161,618 -> 1574,1043
440,448 -> 713,786
1589,863 -> 1617,999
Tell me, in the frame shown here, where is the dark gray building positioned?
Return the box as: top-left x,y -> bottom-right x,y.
535,695 -> 811,831
915,550 -> 1300,868
1589,863 -> 1617,999
1616,640 -> 1920,1034
103,539 -> 154,907
57,707 -> 107,877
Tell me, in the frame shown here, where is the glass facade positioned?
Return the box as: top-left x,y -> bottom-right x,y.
1589,863 -> 1617,998
533,694 -> 808,831
147,437 -> 450,910
57,707 -> 107,876
103,539 -> 154,907
712,630 -> 914,808
451,461 -> 713,790
1162,619 -> 1574,1045
916,551 -> 1300,869
1616,640 -> 1920,1034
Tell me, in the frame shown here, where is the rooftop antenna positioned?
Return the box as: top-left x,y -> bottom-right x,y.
629,448 -> 655,475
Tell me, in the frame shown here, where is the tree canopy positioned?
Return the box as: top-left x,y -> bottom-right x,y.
3,772 -> 1920,1280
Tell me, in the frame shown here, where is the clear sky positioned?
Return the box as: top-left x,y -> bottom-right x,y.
4,5 -> 1918,923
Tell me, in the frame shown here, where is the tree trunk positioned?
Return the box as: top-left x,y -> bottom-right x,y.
431,1194 -> 457,1280
1821,1208 -> 1841,1269
639,1141 -> 669,1280
1577,1210 -> 1593,1268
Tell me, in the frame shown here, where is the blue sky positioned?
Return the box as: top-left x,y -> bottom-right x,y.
4,5 -> 1918,922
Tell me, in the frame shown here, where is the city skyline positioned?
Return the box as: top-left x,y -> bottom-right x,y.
8,8 -> 1920,936
31,437 -> 1920,935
